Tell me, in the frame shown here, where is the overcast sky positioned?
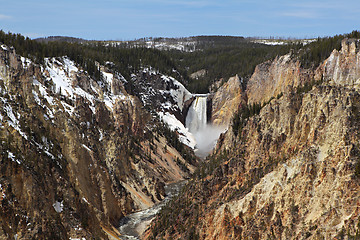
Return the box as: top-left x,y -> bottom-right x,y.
0,0 -> 359,40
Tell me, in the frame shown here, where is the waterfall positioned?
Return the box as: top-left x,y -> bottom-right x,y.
185,96 -> 208,133
185,95 -> 226,158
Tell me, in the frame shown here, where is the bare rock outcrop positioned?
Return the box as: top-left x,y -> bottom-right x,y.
246,53 -> 313,105
205,85 -> 360,239
316,38 -> 360,88
190,69 -> 206,79
211,75 -> 246,127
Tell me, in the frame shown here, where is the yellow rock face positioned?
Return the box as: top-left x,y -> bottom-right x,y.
145,38 -> 360,240
246,53 -> 313,105
211,75 -> 245,127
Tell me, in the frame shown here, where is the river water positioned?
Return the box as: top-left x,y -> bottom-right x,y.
118,181 -> 186,240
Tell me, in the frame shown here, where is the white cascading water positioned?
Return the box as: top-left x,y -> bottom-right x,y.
185,96 -> 208,133
186,95 -> 225,158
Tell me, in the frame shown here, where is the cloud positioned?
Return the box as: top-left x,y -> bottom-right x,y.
282,10 -> 319,19
288,1 -> 339,9
0,14 -> 11,20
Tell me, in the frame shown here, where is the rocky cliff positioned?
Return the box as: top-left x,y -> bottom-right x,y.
0,45 -> 197,239
316,38 -> 360,88
146,38 -> 360,239
210,52 -> 311,127
211,75 -> 246,127
246,52 -> 314,105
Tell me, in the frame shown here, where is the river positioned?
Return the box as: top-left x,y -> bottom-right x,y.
118,181 -> 186,240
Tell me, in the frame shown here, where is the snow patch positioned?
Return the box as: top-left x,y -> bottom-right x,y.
102,72 -> 113,85
45,57 -> 95,110
1,45 -> 8,51
82,144 -> 92,152
53,201 -> 63,213
0,184 -> 6,199
8,151 -> 21,164
253,39 -> 316,46
61,101 -> 75,115
20,57 -> 31,69
158,112 -> 196,149
161,75 -> 192,110
136,68 -> 197,149
46,60 -> 129,114
32,90 -> 41,105
254,40 -> 287,46
33,79 -> 55,106
3,103 -> 28,140
99,129 -> 104,141
145,40 -> 196,52
32,88 -> 55,120
44,150 -> 55,160
8,151 -> 15,160
63,58 -> 78,73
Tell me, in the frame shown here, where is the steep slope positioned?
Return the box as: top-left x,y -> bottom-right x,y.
246,52 -> 314,105
211,75 -> 246,127
129,68 -> 196,149
0,45 -> 197,239
146,38 -> 360,239
316,38 -> 360,88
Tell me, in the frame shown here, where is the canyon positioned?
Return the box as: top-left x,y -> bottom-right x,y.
0,44 -> 200,239
0,39 -> 238,239
145,38 -> 360,239
1,34 -> 360,240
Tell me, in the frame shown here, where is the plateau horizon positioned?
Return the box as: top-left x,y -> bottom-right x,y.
1,0 -> 359,40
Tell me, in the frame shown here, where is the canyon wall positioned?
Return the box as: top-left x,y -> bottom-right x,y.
0,46 -> 196,239
146,38 -> 360,240
211,75 -> 246,127
246,52 -> 313,105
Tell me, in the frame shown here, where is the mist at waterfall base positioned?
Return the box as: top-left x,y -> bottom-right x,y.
185,96 -> 225,158
192,124 -> 225,158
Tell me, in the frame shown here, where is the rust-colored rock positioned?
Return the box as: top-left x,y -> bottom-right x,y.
146,39 -> 360,240
211,74 -> 246,127
246,53 -> 313,105
0,45 -> 197,239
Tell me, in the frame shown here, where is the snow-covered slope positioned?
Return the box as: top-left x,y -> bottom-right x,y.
43,58 -> 197,150
0,45 -> 198,239
131,68 -> 196,149
144,40 -> 196,52
159,112 -> 196,149
104,39 -> 197,52
42,57 -> 131,115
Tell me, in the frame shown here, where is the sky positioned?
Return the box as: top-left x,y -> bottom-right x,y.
0,0 -> 359,40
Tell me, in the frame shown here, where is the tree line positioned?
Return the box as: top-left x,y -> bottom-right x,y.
1,30 -> 359,94
0,30 -> 180,86
298,30 -> 360,68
